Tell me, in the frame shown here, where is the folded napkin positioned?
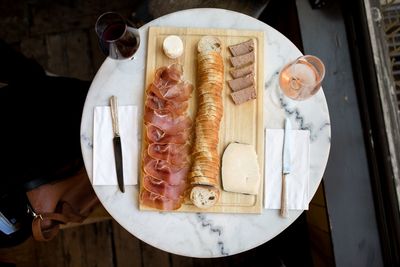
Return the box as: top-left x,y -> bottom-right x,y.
93,105 -> 138,185
264,129 -> 310,210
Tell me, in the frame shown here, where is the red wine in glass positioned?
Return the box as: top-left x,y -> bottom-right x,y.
102,23 -> 126,41
96,12 -> 140,60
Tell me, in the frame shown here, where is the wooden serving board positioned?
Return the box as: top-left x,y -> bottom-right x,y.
140,26 -> 264,213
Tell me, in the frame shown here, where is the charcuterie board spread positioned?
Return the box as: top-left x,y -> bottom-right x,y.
140,26 -> 265,213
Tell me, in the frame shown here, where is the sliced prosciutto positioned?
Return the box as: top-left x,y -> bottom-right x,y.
140,189 -> 182,210
152,64 -> 182,90
148,143 -> 190,165
145,124 -> 189,144
143,156 -> 189,185
145,92 -> 188,116
140,63 -> 193,211
143,175 -> 187,200
143,107 -> 192,134
147,82 -> 193,102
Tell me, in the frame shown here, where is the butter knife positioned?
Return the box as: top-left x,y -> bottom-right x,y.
281,118 -> 292,218
110,96 -> 125,193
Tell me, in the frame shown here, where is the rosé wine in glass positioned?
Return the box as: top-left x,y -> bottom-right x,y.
279,55 -> 325,100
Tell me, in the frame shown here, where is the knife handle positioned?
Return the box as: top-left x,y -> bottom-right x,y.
280,174 -> 288,218
110,96 -> 120,136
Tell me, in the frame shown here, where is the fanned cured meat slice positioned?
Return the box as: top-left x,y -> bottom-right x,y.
140,63 -> 193,211
145,92 -> 188,116
140,189 -> 182,210
145,124 -> 189,144
148,143 -> 190,165
143,107 -> 192,133
161,82 -> 193,101
150,64 -> 193,102
154,64 -> 183,86
143,155 -> 186,173
143,175 -> 187,200
148,82 -> 193,102
143,156 -> 189,185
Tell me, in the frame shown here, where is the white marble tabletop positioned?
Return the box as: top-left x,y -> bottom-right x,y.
80,8 -> 331,257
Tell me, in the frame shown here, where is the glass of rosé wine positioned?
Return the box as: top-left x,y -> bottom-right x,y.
278,55 -> 325,101
95,12 -> 140,60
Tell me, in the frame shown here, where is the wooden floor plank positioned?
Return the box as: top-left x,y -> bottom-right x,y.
28,1 -> 139,37
193,257 -> 230,267
226,250 -> 259,267
170,254 -> 194,267
147,0 -> 269,20
45,34 -> 68,76
34,233 -> 66,267
0,238 -> 38,267
310,183 -> 326,206
0,0 -> 28,42
19,37 -> 49,72
65,30 -> 93,80
308,225 -> 335,265
141,241 -> 171,267
88,29 -> 107,76
60,221 -> 114,267
306,204 -> 330,233
111,220 -> 143,267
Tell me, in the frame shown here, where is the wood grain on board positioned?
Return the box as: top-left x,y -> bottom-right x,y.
140,26 -> 264,213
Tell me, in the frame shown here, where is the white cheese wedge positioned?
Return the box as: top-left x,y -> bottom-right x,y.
162,35 -> 184,59
221,143 -> 261,195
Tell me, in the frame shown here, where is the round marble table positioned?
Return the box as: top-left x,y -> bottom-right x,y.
80,8 -> 331,257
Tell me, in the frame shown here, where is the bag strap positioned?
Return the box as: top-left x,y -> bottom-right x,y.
31,201 -> 86,241
32,212 -> 67,241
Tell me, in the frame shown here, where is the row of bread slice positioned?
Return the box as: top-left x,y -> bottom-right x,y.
189,36 -> 224,209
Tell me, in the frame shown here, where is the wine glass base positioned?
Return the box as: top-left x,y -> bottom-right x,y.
267,81 -> 285,109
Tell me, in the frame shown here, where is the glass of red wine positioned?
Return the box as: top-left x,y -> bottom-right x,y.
95,12 -> 140,60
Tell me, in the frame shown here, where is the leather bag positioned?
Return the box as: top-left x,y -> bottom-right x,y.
26,167 -> 99,241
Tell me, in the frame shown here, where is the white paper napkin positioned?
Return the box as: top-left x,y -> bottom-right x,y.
264,129 -> 310,210
93,105 -> 138,185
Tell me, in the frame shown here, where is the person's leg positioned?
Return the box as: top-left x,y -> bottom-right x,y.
1,78 -> 90,187
0,39 -> 92,247
0,39 -> 45,85
0,39 -> 91,188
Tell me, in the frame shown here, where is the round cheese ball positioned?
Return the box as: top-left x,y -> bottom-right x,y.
163,35 -> 184,59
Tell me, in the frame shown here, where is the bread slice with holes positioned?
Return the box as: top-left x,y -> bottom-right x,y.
190,185 -> 220,209
197,36 -> 222,53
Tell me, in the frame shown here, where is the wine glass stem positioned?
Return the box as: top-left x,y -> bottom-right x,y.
290,77 -> 301,91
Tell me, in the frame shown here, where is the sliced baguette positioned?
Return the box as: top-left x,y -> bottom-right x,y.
190,185 -> 220,209
197,36 -> 222,53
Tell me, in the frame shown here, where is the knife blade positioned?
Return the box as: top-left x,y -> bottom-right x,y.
283,118 -> 292,175
110,96 -> 125,193
281,118 -> 292,218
